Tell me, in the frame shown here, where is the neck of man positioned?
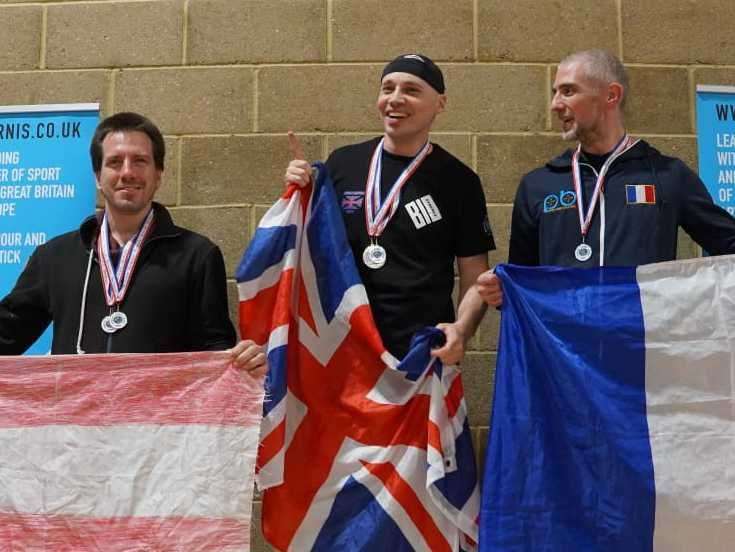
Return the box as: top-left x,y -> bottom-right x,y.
382,132 -> 430,157
105,205 -> 152,246
579,118 -> 626,155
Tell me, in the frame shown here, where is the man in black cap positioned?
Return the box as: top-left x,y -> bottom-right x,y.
286,54 -> 496,363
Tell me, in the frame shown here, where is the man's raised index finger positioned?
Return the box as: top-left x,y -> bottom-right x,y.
288,130 -> 305,161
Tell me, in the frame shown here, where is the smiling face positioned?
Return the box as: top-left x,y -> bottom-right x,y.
551,60 -> 610,143
95,130 -> 161,218
377,72 -> 446,154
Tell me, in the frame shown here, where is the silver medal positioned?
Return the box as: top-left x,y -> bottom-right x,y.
109,311 -> 128,331
101,315 -> 116,334
97,209 -> 154,338
575,243 -> 592,262
362,244 -> 387,269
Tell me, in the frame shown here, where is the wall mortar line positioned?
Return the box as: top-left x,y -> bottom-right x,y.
39,6 -> 48,69
473,0 -> 479,61
327,0 -> 334,62
252,67 -> 260,133
181,0 -> 189,66
107,69 -> 118,114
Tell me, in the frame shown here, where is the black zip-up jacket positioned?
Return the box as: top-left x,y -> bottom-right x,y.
509,140 -> 735,267
0,203 -> 236,355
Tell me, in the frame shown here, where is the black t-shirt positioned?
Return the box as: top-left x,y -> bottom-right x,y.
378,149 -> 412,201
325,137 -> 495,358
581,150 -> 611,173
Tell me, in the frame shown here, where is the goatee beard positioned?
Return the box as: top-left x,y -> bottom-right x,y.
561,128 -> 578,141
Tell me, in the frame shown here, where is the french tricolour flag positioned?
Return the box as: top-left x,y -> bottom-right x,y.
481,257 -> 735,551
0,351 -> 263,550
626,184 -> 656,204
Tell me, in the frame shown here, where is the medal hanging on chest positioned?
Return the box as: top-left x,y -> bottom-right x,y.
97,209 -> 155,334
362,138 -> 433,269
362,243 -> 387,269
571,134 -> 639,264
574,242 -> 593,262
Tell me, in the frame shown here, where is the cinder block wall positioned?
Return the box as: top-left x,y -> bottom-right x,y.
2,0 -> 730,547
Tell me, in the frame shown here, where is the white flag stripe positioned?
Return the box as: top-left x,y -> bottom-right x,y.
0,424 -> 258,518
237,250 -> 297,301
638,255 -> 735,551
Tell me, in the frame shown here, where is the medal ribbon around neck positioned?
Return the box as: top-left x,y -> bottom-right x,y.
97,208 -> 155,308
572,134 -> 639,240
364,138 -> 433,239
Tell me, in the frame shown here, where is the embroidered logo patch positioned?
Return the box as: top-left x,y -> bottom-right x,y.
405,194 -> 442,229
543,190 -> 577,213
625,184 -> 656,205
341,191 -> 365,213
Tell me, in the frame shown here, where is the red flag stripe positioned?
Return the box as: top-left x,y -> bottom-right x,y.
239,269 -> 294,344
644,185 -> 656,203
444,373 -> 464,419
257,419 -> 286,472
428,420 -> 444,456
0,352 -> 263,428
0,513 -> 249,550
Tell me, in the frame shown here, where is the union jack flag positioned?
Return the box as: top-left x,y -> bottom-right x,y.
340,191 -> 365,213
236,163 -> 479,550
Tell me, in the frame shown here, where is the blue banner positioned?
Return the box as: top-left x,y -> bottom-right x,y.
0,104 -> 99,354
696,85 -> 735,215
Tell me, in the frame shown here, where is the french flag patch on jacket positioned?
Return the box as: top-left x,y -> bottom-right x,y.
625,184 -> 656,204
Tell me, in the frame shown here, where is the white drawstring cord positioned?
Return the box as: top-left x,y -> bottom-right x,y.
75,247 -> 94,354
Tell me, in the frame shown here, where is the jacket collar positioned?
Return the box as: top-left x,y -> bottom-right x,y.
546,139 -> 656,171
79,202 -> 181,249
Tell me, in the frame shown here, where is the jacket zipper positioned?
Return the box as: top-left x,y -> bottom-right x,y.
579,162 -> 604,265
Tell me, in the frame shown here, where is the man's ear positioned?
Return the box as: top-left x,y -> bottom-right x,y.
437,94 -> 447,113
608,82 -> 624,108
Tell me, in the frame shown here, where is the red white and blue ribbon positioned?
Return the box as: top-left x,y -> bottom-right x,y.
572,134 -> 639,240
97,209 -> 155,308
364,138 -> 433,239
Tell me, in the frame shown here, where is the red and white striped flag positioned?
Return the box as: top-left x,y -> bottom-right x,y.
0,351 -> 263,551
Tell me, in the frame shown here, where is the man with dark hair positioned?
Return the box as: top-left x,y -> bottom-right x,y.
286,54 -> 496,362
478,49 -> 735,306
0,112 -> 266,373
90,111 -> 166,174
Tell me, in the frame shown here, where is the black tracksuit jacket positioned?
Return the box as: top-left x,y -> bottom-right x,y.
509,140 -> 735,267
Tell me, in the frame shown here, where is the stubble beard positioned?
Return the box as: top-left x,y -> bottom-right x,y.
560,122 -> 578,142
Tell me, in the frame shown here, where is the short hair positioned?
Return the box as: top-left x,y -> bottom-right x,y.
560,49 -> 629,109
90,112 -> 165,173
